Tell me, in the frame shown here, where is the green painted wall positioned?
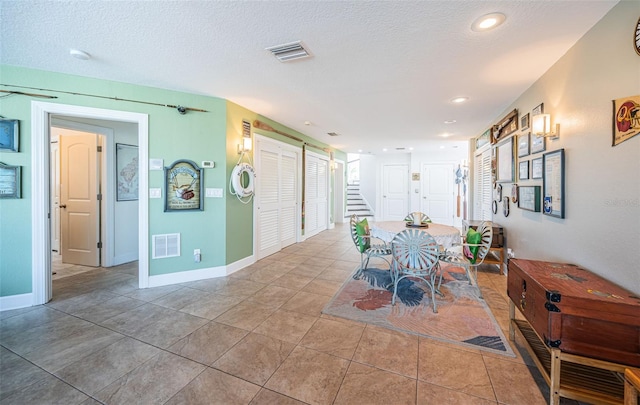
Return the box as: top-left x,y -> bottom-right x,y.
0,65 -> 345,298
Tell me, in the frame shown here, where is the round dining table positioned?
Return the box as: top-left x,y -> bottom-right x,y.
369,221 -> 462,248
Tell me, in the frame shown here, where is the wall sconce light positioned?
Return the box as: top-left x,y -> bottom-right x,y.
532,113 -> 560,139
238,137 -> 252,154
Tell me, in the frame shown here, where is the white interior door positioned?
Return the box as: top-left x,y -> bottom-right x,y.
255,137 -> 300,259
421,163 -> 454,225
50,140 -> 60,254
304,152 -> 329,238
382,164 -> 408,220
60,130 -> 101,266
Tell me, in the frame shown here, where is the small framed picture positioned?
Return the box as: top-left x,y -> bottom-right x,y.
0,119 -> 19,152
519,160 -> 529,180
520,113 -> 530,130
517,133 -> 530,158
531,134 -> 546,154
0,162 -> 21,198
532,103 -> 544,116
165,159 -> 203,212
531,158 -> 543,179
543,149 -> 565,219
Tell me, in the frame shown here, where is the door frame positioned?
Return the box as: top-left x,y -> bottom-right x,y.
333,158 -> 345,224
31,101 -> 149,305
51,119 -> 115,267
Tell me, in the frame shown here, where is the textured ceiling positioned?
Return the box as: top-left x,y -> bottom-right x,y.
0,0 -> 618,154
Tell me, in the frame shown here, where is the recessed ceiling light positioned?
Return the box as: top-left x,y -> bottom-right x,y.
304,121 -> 311,126
440,146 -> 446,149
451,97 -> 468,104
409,147 -> 414,151
382,148 -> 388,152
471,12 -> 506,32
439,133 -> 451,138
69,49 -> 91,60
444,120 -> 457,124
358,149 -> 363,153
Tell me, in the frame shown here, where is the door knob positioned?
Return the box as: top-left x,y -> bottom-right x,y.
60,204 -> 67,209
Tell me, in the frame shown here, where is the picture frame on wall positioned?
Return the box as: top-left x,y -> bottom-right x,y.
0,119 -> 19,152
517,133 -> 530,157
496,137 -> 514,183
520,113 -> 530,130
612,94 -> 640,146
531,157 -> 543,179
116,143 -> 139,201
543,149 -> 565,218
532,103 -> 544,116
0,162 -> 21,198
519,160 -> 529,180
518,186 -> 541,212
492,109 -> 519,143
530,134 -> 546,154
164,159 -> 203,212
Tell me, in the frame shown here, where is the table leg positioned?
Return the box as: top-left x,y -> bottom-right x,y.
550,349 -> 561,405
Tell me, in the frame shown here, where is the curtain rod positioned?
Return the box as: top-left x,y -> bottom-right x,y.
1,84 -> 208,114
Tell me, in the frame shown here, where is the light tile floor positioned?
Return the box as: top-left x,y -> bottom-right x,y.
1,224 -> 588,404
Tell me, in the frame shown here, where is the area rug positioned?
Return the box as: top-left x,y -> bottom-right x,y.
322,266 -> 515,357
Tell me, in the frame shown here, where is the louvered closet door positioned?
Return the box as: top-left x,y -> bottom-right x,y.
280,151 -> 297,248
304,152 -> 329,238
257,147 -> 281,258
474,149 -> 493,221
256,139 -> 300,259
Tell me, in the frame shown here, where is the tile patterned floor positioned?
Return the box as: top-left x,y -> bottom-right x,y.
1,224 -> 588,404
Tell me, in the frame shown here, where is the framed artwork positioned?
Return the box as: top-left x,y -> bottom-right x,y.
0,119 -> 19,152
496,137 -> 514,183
612,94 -> 640,146
492,109 -> 519,142
116,143 -> 139,201
532,103 -> 544,116
520,113 -> 530,130
476,128 -> 491,149
530,134 -> 546,154
531,157 -> 543,179
543,149 -> 565,218
518,186 -> 541,212
0,162 -> 21,198
519,160 -> 529,180
517,133 -> 530,158
165,159 -> 203,212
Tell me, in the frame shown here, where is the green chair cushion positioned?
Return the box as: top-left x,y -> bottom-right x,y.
355,218 -> 371,253
463,228 -> 482,264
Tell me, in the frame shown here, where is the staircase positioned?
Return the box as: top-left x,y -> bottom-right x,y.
345,183 -> 374,218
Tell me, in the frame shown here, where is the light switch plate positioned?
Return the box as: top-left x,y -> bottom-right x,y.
149,188 -> 162,198
206,188 -> 223,198
149,159 -> 163,170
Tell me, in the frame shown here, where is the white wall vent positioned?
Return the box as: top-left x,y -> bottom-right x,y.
266,41 -> 311,62
152,233 -> 180,259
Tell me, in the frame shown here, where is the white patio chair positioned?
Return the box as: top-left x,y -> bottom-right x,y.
349,215 -> 392,280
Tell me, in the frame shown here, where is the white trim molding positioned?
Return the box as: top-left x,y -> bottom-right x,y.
0,293 -> 34,312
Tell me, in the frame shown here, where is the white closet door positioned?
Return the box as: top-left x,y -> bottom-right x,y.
474,148 -> 493,221
257,147 -> 281,258
256,138 -> 300,259
280,151 -> 297,248
304,152 -> 329,238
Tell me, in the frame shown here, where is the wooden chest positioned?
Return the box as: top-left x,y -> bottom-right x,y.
507,259 -> 640,367
463,220 -> 504,248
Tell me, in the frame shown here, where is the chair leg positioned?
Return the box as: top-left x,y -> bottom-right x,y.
353,255 -> 365,280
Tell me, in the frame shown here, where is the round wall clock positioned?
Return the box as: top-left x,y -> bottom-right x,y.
635,16 -> 640,56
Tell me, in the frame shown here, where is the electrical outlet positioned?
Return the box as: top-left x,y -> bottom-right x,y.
507,248 -> 515,259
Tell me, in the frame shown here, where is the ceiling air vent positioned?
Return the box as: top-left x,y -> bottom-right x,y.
327,132 -> 339,137
266,41 -> 311,62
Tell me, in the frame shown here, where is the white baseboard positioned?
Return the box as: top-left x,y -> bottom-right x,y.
0,293 -> 34,312
147,255 -> 256,288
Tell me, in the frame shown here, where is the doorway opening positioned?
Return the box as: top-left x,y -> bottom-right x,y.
31,101 -> 149,305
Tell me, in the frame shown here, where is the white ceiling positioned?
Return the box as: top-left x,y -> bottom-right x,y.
0,0 -> 618,154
